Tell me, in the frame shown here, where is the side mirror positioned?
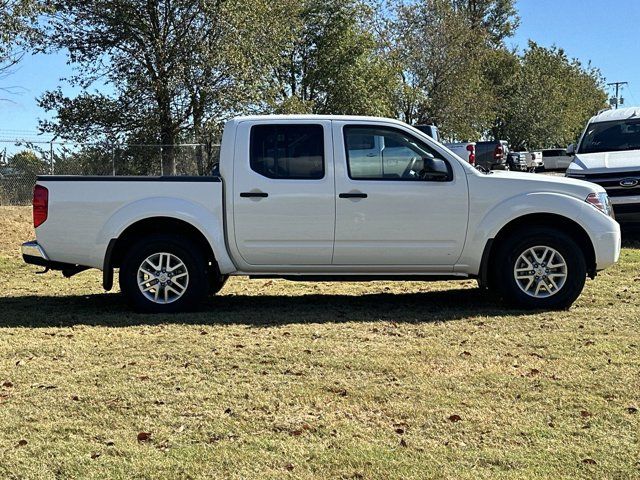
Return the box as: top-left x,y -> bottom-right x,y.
567,144 -> 576,156
422,155 -> 450,180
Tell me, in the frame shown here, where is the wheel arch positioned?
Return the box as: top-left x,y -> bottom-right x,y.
104,217 -> 219,290
480,213 -> 597,288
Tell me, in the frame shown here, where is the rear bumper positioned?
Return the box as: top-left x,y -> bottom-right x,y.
490,162 -> 508,170
22,240 -> 88,274
20,240 -> 49,265
21,240 -> 50,266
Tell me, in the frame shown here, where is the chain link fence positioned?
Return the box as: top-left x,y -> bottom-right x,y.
0,141 -> 221,205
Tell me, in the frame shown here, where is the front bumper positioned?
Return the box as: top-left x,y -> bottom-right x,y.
594,228 -> 621,271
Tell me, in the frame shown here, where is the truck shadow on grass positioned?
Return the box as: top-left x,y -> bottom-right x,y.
0,287 -> 531,328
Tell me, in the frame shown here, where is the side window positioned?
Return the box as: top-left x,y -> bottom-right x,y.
344,126 -> 452,182
250,124 -> 324,179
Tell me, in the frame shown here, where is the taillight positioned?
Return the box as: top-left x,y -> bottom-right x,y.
33,185 -> 48,228
466,144 -> 475,165
494,145 -> 503,159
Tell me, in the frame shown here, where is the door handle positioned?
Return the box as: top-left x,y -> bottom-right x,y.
339,192 -> 368,199
240,191 -> 268,198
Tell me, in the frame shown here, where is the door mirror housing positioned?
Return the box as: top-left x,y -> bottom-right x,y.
567,144 -> 576,156
421,155 -> 451,181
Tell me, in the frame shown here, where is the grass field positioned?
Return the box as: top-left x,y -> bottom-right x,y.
0,206 -> 638,479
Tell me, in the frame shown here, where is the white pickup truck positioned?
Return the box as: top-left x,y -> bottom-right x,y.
566,107 -> 640,225
22,115 -> 621,312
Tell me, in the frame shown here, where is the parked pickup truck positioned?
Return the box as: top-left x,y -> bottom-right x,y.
444,142 -> 476,166
475,140 -> 509,171
22,115 -> 621,313
525,151 -> 544,171
566,107 -> 640,225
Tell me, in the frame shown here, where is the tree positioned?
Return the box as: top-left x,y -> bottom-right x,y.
391,0 -> 496,139
264,0 -> 397,117
451,0 -> 519,46
0,0 -> 42,97
5,149 -> 47,175
38,0 -> 281,174
491,42 -> 607,149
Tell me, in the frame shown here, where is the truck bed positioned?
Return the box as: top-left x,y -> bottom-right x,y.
33,176 -> 224,269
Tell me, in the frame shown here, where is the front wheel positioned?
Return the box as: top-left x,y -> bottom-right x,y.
119,234 -> 209,313
493,227 -> 587,310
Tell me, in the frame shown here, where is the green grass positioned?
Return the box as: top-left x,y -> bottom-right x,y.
0,207 -> 638,479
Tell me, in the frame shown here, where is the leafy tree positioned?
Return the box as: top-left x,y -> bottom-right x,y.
265,0 -> 397,117
391,0 -> 496,139
0,0 -> 42,96
451,0 -> 519,46
5,149 -> 47,176
492,42 -> 607,149
37,0 -> 281,174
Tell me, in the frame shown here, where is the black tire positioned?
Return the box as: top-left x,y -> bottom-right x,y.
492,227 -> 587,310
119,234 -> 209,313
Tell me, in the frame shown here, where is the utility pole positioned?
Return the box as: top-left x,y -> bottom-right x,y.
607,81 -> 628,109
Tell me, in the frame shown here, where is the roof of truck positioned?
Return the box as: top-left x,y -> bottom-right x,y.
590,107 -> 640,123
231,114 -> 410,124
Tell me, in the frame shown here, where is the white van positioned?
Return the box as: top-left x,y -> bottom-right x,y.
566,107 -> 640,225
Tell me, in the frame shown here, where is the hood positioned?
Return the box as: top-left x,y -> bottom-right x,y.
567,149 -> 640,173
478,170 -> 605,200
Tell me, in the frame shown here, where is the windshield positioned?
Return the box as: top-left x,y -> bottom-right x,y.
578,118 -> 640,154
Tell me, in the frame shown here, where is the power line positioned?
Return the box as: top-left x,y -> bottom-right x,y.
607,81 -> 628,109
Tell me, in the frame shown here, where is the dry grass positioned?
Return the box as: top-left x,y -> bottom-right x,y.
0,206 -> 638,479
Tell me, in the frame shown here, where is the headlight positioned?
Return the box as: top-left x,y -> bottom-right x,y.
585,192 -> 614,217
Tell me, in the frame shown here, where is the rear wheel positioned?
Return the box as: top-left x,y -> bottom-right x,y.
119,234 -> 209,313
493,227 -> 587,310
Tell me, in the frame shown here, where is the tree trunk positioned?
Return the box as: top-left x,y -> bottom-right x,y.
158,92 -> 176,175
160,126 -> 176,176
192,94 -> 204,176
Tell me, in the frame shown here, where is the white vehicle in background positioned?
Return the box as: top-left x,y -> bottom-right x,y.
22,115 -> 620,313
542,148 -> 573,171
444,142 -> 476,166
525,151 -> 544,171
566,107 -> 640,225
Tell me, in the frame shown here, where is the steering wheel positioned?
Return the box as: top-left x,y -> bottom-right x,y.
402,157 -> 420,178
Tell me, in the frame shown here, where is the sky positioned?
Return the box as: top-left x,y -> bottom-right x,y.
1,0 -> 640,145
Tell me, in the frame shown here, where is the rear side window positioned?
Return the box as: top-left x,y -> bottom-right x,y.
250,124 -> 324,179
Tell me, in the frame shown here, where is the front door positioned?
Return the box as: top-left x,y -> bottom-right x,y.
332,122 -> 469,266
232,120 -> 335,265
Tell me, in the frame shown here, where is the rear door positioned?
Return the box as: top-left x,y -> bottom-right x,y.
232,120 -> 335,265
